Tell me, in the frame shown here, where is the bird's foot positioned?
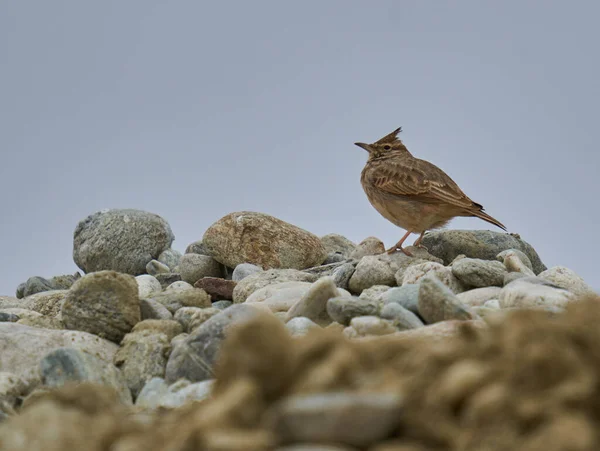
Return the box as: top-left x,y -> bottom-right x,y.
386,246 -> 413,257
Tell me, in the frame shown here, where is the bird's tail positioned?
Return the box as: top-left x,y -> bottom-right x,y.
469,206 -> 507,231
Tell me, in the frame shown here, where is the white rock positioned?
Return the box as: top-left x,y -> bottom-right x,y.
136,274 -> 162,299
403,262 -> 465,293
538,266 -> 595,297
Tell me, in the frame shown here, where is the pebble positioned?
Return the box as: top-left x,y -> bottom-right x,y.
232,263 -> 264,282
326,296 -> 381,326
202,211 -> 327,270
538,266 -> 595,297
147,287 -> 211,314
185,240 -> 209,255
61,271 -> 141,343
140,298 -> 173,320
498,278 -> 574,309
179,253 -> 223,285
286,317 -> 321,337
268,391 -> 403,447
17,273 -> 80,298
132,319 -> 183,339
246,282 -> 314,312
320,234 -> 356,258
232,269 -> 317,304
0,312 -> 20,323
73,208 -> 174,275
418,277 -> 480,323
348,316 -> 397,337
349,236 -> 385,260
379,303 -> 425,330
136,378 -> 214,409
157,248 -> 182,270
359,285 -> 390,303
451,258 -> 507,287
403,262 -> 466,294
286,277 -> 342,325
497,248 -> 534,270
212,300 -> 233,310
194,277 -> 237,300
40,347 -> 132,404
17,289 -> 69,318
483,299 -> 501,309
174,307 -> 219,332
155,272 -> 182,289
135,274 -> 162,299
420,230 -> 546,274
145,259 -> 171,275
0,372 -> 27,414
381,284 -> 420,315
331,262 -> 356,290
348,256 -> 396,294
456,286 -> 503,307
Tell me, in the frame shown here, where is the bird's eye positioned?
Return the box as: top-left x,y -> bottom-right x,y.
383,145 -> 392,150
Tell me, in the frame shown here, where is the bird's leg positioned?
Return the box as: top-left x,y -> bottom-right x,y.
413,231 -> 428,249
386,230 -> 413,256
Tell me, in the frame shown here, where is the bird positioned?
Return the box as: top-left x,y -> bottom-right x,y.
355,127 -> 506,256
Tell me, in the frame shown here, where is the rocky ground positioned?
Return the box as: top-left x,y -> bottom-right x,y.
0,208 -> 598,450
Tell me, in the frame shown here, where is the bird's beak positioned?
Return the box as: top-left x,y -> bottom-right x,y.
354,142 -> 371,152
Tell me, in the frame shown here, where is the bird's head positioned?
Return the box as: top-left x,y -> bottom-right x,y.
354,127 -> 411,159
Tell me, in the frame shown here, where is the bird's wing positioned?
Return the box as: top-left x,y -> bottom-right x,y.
368,156 -> 479,210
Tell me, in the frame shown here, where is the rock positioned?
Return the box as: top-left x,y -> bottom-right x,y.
418,277 -> 480,323
322,252 -> 347,264
497,249 -> 534,272
212,300 -> 232,310
286,277 -> 342,325
451,258 -> 507,287
331,262 -> 355,290
157,248 -> 182,270
136,377 -> 214,409
403,262 -> 466,294
19,290 -> 69,318
303,261 -> 348,278
379,303 -> 425,330
17,273 -> 80,298
165,304 -> 267,383
147,287 -> 211,314
349,236 -> 385,260
348,256 -> 396,294
538,266 -> 595,297
359,285 -> 390,303
0,312 -> 19,322
232,269 -> 317,304
0,372 -> 27,416
327,296 -> 381,326
40,348 -> 132,404
73,208 -> 174,275
285,317 -> 321,337
20,276 -> 54,297
61,271 -> 141,343
166,281 -> 195,292
232,263 -> 263,282
245,282 -> 313,312
155,272 -> 182,288
179,253 -> 223,285
114,327 -> 173,398
420,230 -> 546,274
320,234 -> 356,258
381,284 -> 420,315
174,307 -> 219,332
268,391 -> 403,447
146,259 -> 171,275
0,296 -> 20,309
347,316 -> 397,337
194,277 -> 236,300
498,279 -> 574,309
457,286 -> 503,307
16,313 -> 63,330
185,240 -> 209,255
140,298 -> 173,320
504,272 -> 528,285
135,274 -> 162,299
483,299 -> 501,309
131,319 -> 183,339
202,211 -> 327,270
15,283 -> 25,299
390,319 -> 485,343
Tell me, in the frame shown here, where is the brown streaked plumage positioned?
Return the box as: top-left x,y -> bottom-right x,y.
355,127 -> 506,256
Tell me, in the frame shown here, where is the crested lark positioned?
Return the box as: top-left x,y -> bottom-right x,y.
356,127 -> 506,256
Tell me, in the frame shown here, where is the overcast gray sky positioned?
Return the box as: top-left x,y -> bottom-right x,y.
1,1 -> 598,296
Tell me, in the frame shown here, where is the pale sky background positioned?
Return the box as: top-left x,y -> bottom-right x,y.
1,1 -> 599,296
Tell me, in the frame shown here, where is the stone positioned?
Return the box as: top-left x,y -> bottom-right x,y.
16,313 -> 63,330
451,258 -> 507,287
185,240 -> 209,255
147,287 -> 211,314
18,289 -> 69,318
166,280 -> 195,292
40,348 -> 132,404
538,266 -> 595,297
114,328 -> 172,398
322,252 -> 347,264
0,312 -> 19,322
0,296 -> 20,309
320,234 -> 356,258
73,208 -> 175,275
285,317 -> 321,337
497,249 -> 535,273
20,276 -> 54,297
232,269 -> 317,303
331,262 -> 355,290
483,299 -> 501,309
0,372 -> 27,415
135,274 -> 162,299
17,274 -> 80,298
0,323 -> 119,387
212,300 -> 233,310
359,285 -> 390,303
136,377 -> 214,409
131,319 -> 183,339
165,304 -> 267,383
268,391 -> 403,447
155,272 -> 182,288
232,263 -> 263,282
140,298 -> 173,320
379,303 -> 425,330
348,316 -> 397,337
286,277 -> 342,325
245,282 -> 313,313
457,286 -> 503,307
326,296 -> 381,326
504,272 -> 528,285
348,256 -> 396,294
194,277 -> 236,300
420,230 -> 546,274
202,211 -> 327,270
349,236 -> 385,260
381,284 -> 420,315
61,271 -> 141,343
179,253 -> 223,285
15,283 -> 25,299
498,279 -> 574,309
157,248 -> 182,270
146,259 -> 171,275
174,307 -> 220,332
418,277 -> 480,323
403,262 -> 465,294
